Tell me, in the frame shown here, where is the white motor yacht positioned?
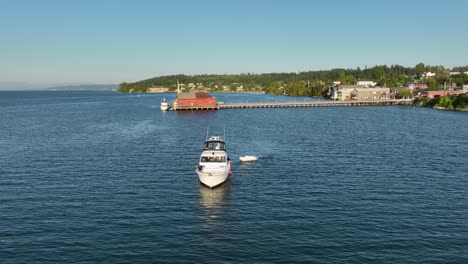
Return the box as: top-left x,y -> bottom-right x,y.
195,136 -> 231,188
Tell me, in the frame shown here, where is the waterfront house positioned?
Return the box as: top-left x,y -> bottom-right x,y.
147,87 -> 170,93
407,83 -> 428,89
330,85 -> 390,101
172,92 -> 217,110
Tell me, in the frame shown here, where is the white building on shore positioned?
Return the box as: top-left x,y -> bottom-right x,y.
356,81 -> 377,87
330,85 -> 390,101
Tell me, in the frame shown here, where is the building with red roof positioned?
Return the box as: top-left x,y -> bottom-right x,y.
172,92 -> 218,110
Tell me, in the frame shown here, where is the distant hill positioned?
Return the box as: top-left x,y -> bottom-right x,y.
0,82 -> 48,90
47,84 -> 118,91
118,63 -> 468,97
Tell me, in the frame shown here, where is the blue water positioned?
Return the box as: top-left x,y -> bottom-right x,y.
1,91 -> 468,263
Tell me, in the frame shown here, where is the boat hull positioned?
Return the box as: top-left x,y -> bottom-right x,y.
196,162 -> 231,188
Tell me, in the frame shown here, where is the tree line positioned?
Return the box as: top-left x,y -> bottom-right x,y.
118,63 -> 468,97
414,94 -> 468,111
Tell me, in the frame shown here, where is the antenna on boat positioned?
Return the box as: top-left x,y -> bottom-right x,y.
205,127 -> 209,141
177,79 -> 180,94
223,126 -> 226,141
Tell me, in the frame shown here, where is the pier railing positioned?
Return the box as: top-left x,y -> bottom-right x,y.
218,99 -> 412,109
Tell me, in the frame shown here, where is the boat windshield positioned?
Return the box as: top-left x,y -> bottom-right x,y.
203,141 -> 225,150
200,156 -> 226,162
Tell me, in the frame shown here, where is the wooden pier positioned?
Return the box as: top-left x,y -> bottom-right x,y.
172,105 -> 219,110
218,99 -> 412,109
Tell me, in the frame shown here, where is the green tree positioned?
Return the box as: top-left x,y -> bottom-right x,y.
398,88 -> 413,99
453,95 -> 468,110
387,80 -> 398,87
372,66 -> 386,80
426,78 -> 439,90
435,96 -> 453,109
415,63 -> 425,78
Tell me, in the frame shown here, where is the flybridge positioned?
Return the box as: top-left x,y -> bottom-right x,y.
203,137 -> 226,151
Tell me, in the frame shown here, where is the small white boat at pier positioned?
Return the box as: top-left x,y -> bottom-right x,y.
195,136 -> 232,188
160,97 -> 170,111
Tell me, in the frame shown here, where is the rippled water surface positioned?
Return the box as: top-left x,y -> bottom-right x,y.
1,91 -> 468,263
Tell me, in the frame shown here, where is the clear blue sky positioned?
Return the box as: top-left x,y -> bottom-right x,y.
1,0 -> 467,88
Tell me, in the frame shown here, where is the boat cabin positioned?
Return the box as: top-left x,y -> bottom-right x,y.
203,137 -> 226,150
200,156 -> 227,163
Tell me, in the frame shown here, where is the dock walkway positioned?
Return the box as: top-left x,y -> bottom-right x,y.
218,99 -> 412,109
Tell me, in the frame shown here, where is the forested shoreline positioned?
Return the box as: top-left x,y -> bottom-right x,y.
414,94 -> 468,111
118,64 -> 468,97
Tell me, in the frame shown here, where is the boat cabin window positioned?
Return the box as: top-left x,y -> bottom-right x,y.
200,156 -> 226,162
204,141 -> 225,150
